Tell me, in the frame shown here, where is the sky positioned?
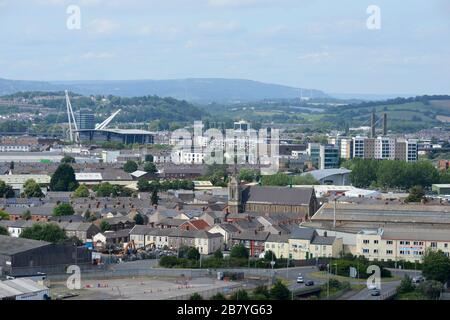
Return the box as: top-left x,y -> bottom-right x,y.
0,0 -> 449,95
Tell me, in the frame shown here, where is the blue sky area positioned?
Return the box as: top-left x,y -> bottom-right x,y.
0,0 -> 449,95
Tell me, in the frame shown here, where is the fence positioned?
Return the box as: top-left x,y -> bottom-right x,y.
46,267 -> 211,281
379,288 -> 397,300
168,283 -> 243,300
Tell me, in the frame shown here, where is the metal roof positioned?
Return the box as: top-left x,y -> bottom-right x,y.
242,186 -> 314,206
302,168 -> 351,181
0,278 -> 48,299
0,235 -> 50,256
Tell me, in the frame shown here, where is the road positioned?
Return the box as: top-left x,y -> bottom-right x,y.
105,261 -> 420,300
348,280 -> 400,300
347,269 -> 422,300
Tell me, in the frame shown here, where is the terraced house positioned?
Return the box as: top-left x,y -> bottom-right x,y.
356,228 -> 450,263
264,227 -> 343,260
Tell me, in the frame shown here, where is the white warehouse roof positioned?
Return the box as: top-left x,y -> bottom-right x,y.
0,278 -> 49,299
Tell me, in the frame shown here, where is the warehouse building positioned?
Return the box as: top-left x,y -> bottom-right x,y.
0,278 -> 50,300
0,235 -> 91,276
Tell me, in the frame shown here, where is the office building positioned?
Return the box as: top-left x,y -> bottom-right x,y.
75,110 -> 95,130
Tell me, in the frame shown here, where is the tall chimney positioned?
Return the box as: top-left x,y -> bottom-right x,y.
383,113 -> 387,136
371,111 -> 376,138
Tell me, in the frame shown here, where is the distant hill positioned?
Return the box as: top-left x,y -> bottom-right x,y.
0,78 -> 327,103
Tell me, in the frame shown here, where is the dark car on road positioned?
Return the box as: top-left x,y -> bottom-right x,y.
305,280 -> 314,286
370,289 -> 381,296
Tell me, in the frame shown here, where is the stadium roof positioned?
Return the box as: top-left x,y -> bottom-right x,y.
303,168 -> 351,181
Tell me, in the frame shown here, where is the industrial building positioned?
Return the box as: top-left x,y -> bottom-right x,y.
0,235 -> 92,276
302,201 -> 450,258
0,278 -> 50,300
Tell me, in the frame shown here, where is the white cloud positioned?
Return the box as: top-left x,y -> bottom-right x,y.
81,52 -> 116,59
87,19 -> 120,34
298,52 -> 331,62
197,20 -> 242,35
139,25 -> 180,38
207,0 -> 259,7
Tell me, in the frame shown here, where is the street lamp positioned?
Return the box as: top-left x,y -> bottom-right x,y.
327,264 -> 330,299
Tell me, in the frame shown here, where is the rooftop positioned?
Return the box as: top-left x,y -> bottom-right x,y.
0,278 -> 49,299
242,186 -> 314,206
0,235 -> 50,255
302,168 -> 351,181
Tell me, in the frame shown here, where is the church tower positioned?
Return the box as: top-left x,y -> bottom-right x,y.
228,175 -> 241,214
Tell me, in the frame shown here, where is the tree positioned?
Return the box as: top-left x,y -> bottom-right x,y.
253,286 -> 270,300
50,164 -> 79,191
239,169 -> 259,183
406,186 -> 425,203
21,210 -> 32,220
100,221 -> 111,232
210,293 -> 226,300
73,185 -> 89,198
422,250 -> 450,283
61,155 -> 76,164
347,158 -> 379,188
418,280 -> 444,300
144,162 -> 157,174
229,290 -> 249,300
22,179 -> 44,198
0,210 -> 9,220
189,293 -> 203,300
213,249 -> 223,259
95,183 -> 115,197
0,181 -> 15,198
264,250 -> 276,261
397,275 -> 415,294
261,173 -> 290,186
137,178 -> 150,192
292,174 -> 320,185
133,213 -> 144,225
0,225 -> 8,236
20,223 -> 68,244
53,203 -> 75,216
151,189 -> 159,206
230,244 -> 249,259
270,280 -> 291,300
123,160 -> 138,173
187,247 -> 200,261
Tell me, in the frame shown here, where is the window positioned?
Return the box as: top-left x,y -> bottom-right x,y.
386,240 -> 393,245
431,242 -> 437,248
373,249 -> 378,254
362,249 -> 369,254
374,240 -> 379,244
386,250 -> 393,255
363,240 -> 370,244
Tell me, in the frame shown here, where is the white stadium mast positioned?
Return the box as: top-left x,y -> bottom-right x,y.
65,90 -> 79,143
95,109 -> 121,130
65,90 -> 122,144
